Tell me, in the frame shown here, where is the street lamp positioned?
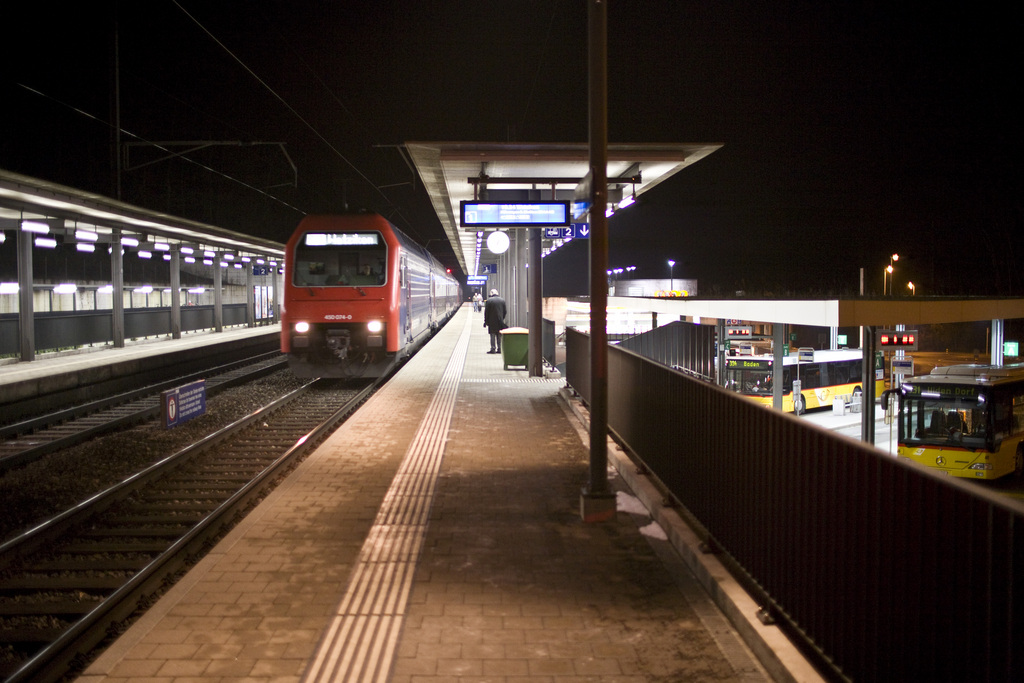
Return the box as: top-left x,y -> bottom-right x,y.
907,281 -> 915,296
886,253 -> 899,295
885,264 -> 893,295
668,259 -> 675,294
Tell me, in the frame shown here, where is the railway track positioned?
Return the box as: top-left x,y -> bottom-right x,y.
0,352 -> 287,474
0,376 -> 376,683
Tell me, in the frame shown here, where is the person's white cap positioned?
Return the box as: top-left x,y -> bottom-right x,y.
490,289 -> 498,296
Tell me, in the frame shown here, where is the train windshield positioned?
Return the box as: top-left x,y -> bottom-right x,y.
292,231 -> 387,287
898,386 -> 992,451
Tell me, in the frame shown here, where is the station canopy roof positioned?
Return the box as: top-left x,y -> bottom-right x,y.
404,141 -> 723,275
0,169 -> 284,260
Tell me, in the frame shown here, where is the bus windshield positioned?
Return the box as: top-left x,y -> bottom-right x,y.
899,391 -> 990,450
724,359 -> 773,395
292,231 -> 387,287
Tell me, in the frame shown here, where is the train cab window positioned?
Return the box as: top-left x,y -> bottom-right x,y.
293,231 -> 387,287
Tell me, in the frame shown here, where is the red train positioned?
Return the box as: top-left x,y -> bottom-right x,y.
281,213 -> 461,378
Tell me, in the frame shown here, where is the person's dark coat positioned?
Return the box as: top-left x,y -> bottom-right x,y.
483,294 -> 507,333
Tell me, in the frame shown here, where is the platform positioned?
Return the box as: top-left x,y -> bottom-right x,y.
76,306 -> 812,682
0,325 -> 280,407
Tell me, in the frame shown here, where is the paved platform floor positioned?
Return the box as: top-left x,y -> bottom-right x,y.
77,306 -> 804,682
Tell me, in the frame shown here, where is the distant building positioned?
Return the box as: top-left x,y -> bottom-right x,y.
610,278 -> 698,298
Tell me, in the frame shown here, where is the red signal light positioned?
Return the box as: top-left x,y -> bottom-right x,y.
877,329 -> 918,349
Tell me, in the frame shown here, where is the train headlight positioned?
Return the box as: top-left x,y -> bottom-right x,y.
294,321 -> 310,334
367,320 -> 383,333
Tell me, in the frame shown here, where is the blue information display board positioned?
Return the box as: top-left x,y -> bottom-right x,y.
162,379 -> 207,429
460,201 -> 570,227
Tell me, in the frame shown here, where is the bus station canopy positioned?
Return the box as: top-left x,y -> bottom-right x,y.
605,295 -> 1024,328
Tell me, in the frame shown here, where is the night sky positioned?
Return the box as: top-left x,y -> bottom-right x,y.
3,1 -> 1021,297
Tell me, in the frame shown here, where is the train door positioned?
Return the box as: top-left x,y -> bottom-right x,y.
429,271 -> 436,329
401,254 -> 412,342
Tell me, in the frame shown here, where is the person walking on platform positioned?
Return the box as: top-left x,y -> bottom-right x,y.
483,288 -> 507,353
472,290 -> 482,312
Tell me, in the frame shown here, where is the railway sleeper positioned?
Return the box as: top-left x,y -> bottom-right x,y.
0,599 -> 102,617
79,527 -> 189,538
160,475 -> 258,485
61,541 -> 169,553
139,491 -> 237,500
1,576 -> 124,590
31,557 -> 154,571
102,514 -> 208,525
120,503 -> 220,514
0,625 -> 67,644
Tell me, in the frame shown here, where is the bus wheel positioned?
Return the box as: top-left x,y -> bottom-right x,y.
1015,447 -> 1024,478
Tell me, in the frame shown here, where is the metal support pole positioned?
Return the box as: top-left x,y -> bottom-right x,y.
515,229 -> 528,327
893,323 -> 905,391
17,225 -> 34,362
580,0 -> 615,522
111,230 -> 125,347
772,324 -> 785,410
170,249 -> 182,339
214,260 -> 224,332
991,319 -> 1004,366
716,319 -> 726,386
862,325 -> 876,445
246,262 -> 255,328
528,227 -> 543,376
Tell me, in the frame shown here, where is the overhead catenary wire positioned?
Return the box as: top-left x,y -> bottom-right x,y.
171,1 -> 424,239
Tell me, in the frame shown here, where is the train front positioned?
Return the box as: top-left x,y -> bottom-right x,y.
282,215 -> 400,378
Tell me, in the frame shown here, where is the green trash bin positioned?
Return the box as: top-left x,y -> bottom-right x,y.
499,327 -> 529,370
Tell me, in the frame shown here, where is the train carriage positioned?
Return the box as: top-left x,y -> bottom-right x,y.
281,213 -> 460,378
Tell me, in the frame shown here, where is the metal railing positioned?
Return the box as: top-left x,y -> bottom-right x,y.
566,328 -> 1023,682
614,320 -> 715,380
542,317 -> 557,368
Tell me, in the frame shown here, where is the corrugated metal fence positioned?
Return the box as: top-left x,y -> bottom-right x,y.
615,320 -> 716,380
0,304 -> 253,355
566,328 -> 1023,682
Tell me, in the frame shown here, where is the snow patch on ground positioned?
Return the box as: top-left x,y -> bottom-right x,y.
639,520 -> 668,540
616,490 -> 648,516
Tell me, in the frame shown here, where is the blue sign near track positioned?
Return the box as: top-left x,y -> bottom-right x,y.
162,379 -> 207,429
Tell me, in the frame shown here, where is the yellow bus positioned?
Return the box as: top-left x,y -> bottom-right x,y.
894,364 -> 1024,480
724,348 -> 884,413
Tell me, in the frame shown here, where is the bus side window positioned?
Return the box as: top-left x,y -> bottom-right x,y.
831,363 -> 846,386
1012,395 -> 1024,434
